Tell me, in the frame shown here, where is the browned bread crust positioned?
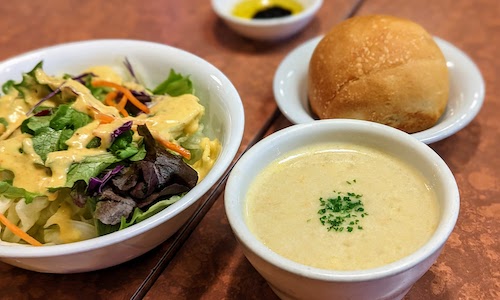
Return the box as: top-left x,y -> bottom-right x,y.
308,15 -> 449,133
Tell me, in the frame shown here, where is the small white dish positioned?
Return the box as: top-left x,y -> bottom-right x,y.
273,36 -> 485,144
212,0 -> 323,41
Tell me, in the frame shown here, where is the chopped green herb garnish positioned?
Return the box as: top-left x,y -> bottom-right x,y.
317,181 -> 367,233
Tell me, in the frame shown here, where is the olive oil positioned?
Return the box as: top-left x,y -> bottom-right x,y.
232,0 -> 304,19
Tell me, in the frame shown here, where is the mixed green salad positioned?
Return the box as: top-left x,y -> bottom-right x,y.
0,60 -> 221,245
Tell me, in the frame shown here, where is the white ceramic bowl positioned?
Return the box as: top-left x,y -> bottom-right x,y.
212,0 -> 323,41
225,119 -> 459,300
0,39 -> 245,273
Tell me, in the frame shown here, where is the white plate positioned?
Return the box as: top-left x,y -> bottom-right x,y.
273,36 -> 485,144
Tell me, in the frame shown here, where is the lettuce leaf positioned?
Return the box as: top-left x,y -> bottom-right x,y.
64,72 -> 108,101
21,104 -> 92,161
64,122 -> 145,203
9,61 -> 52,101
20,114 -> 51,134
152,69 -> 193,96
31,127 -> 66,161
65,153 -> 121,187
86,137 -> 102,149
108,121 -> 144,160
49,103 -> 92,130
119,194 -> 182,230
0,181 -> 41,204
92,194 -> 183,236
95,220 -> 120,236
0,117 -> 9,129
91,125 -> 198,227
109,130 -> 140,159
1,80 -> 15,95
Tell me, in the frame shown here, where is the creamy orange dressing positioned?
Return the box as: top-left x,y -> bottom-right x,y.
45,148 -> 109,188
0,134 -> 52,195
0,67 -> 219,198
0,64 -> 221,245
145,94 -> 204,140
44,201 -> 85,243
192,137 -> 222,180
0,91 -> 30,140
35,68 -> 121,119
85,66 -> 123,84
245,143 -> 440,271
65,120 -> 101,149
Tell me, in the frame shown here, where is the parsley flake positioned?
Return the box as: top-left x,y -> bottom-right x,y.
317,182 -> 367,233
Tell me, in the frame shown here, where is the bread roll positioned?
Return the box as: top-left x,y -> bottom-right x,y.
308,15 -> 449,133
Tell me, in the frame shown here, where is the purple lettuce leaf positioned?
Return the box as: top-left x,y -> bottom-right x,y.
71,72 -> 95,85
123,58 -> 138,83
93,124 -> 198,225
26,86 -> 62,116
111,120 -> 133,141
87,165 -> 125,196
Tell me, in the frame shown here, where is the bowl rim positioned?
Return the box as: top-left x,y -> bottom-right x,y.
225,119 -> 460,282
211,0 -> 324,27
0,39 -> 245,257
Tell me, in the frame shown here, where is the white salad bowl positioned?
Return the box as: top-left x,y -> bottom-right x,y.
0,39 -> 244,273
212,0 -> 323,41
225,119 -> 459,300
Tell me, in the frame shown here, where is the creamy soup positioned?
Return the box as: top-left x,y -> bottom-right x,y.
245,143 -> 440,271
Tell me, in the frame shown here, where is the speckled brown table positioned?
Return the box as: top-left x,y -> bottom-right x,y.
0,0 -> 498,299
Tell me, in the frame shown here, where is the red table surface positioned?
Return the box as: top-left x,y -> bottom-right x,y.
0,0 -> 498,299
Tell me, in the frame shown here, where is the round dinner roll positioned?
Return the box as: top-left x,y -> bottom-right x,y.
308,15 -> 449,133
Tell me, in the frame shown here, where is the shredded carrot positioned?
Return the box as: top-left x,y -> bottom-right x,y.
159,138 -> 191,160
104,90 -> 118,107
103,91 -> 129,117
116,94 -> 129,117
0,212 -> 42,246
92,80 -> 150,114
93,110 -> 115,124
